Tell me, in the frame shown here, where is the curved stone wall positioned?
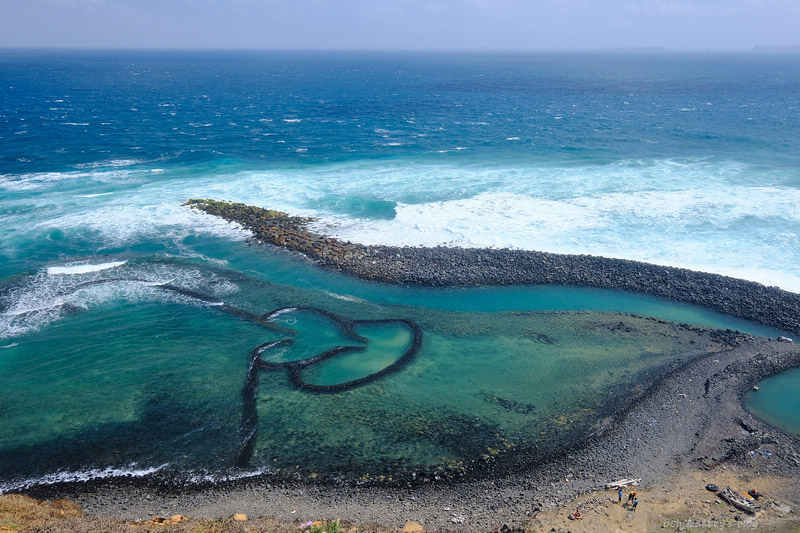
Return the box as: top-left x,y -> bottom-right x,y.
186,199 -> 800,335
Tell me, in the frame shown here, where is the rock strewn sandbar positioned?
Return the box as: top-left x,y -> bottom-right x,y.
186,199 -> 800,335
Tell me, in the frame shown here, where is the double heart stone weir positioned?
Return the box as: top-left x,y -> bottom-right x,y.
47,278 -> 422,469
237,306 -> 423,466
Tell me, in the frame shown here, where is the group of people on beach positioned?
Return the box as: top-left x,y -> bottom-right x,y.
573,487 -> 639,521
618,488 -> 639,511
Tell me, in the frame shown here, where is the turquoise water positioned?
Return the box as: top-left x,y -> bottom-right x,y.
0,249 -> 789,488
746,367 -> 800,437
1,50 -> 799,489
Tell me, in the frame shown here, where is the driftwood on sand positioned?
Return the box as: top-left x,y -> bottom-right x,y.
604,478 -> 641,490
718,486 -> 762,514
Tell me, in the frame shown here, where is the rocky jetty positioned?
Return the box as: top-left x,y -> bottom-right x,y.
186,199 -> 800,334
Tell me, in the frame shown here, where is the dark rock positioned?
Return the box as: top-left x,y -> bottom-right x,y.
186,199 -> 800,335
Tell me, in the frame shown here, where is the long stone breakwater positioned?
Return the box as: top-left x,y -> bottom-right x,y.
186,199 -> 800,334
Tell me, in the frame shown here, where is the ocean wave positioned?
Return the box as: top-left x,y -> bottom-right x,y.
4,156 -> 798,293
75,192 -> 114,198
74,158 -> 144,169
115,157 -> 797,293
308,180 -> 800,292
0,464 -> 168,494
35,200 -> 250,247
264,307 -> 298,320
321,291 -> 368,304
0,263 -> 239,340
0,169 -> 141,192
47,260 -> 128,276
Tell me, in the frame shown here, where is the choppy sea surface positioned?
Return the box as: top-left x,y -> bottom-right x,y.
1,50 -> 799,490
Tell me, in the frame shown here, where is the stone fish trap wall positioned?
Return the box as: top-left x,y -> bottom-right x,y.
236,306 -> 422,467
186,199 -> 800,335
52,278 -> 423,471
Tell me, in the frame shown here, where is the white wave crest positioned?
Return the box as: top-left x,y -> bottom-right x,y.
74,158 -> 144,169
0,263 -> 238,340
311,184 -> 800,292
47,261 -> 127,276
0,464 -> 168,494
76,192 -> 114,198
183,467 -> 277,484
264,307 -> 298,320
0,169 -> 140,192
322,291 -> 368,304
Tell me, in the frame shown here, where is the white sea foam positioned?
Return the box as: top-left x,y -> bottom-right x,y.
0,464 -> 168,494
47,261 -> 127,276
0,263 -> 239,339
35,196 -> 250,247
282,159 -> 800,292
183,467 -> 274,484
0,168 -> 143,192
0,171 -> 81,191
265,307 -> 298,320
74,158 -> 144,169
322,291 -> 368,303
5,156 -> 798,293
76,192 -> 113,198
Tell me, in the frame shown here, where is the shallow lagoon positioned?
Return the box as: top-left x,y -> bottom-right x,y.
746,366 -> 800,438
0,244 -> 790,488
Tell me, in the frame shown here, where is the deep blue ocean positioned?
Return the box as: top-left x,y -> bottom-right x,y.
1,50 -> 799,490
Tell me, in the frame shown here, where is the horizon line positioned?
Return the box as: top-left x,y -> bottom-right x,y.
1,45 -> 798,53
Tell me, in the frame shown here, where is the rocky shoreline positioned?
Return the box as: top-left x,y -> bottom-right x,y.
52,337 -> 800,532
186,199 -> 800,335
11,199 -> 800,531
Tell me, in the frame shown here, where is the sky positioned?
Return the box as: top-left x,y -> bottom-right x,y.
1,0 -> 799,51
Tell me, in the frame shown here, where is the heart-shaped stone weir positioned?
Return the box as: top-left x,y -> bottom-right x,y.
237,306 -> 422,465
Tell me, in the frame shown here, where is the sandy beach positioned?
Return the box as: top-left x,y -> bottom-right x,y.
7,202 -> 800,532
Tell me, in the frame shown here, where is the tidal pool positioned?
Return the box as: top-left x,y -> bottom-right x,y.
746,367 -> 800,438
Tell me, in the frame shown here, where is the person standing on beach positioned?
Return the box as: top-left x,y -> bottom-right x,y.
627,490 -> 636,505
618,488 -> 623,504
632,498 -> 639,512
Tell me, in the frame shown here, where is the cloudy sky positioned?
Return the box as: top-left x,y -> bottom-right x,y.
1,0 -> 798,50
